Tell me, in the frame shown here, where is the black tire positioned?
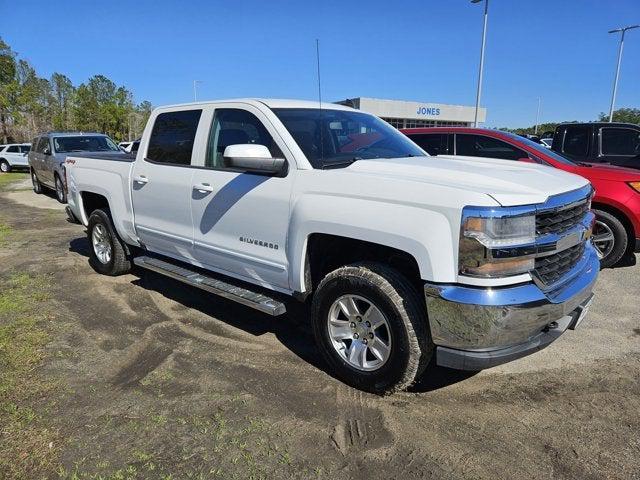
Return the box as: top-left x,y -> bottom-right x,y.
31,170 -> 42,194
0,159 -> 11,173
592,209 -> 628,268
87,208 -> 132,276
311,262 -> 433,394
54,174 -> 67,203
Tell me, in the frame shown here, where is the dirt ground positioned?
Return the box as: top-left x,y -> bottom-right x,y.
1,173 -> 639,479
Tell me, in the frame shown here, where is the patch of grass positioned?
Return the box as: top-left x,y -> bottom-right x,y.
0,172 -> 28,190
0,221 -> 11,245
0,272 -> 62,479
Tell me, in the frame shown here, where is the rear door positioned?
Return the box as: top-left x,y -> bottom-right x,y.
131,108 -> 203,258
598,126 -> 640,168
407,133 -> 452,155
189,103 -> 293,290
4,145 -> 23,166
17,145 -> 31,166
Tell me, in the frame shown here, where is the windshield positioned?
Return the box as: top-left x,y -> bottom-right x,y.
272,108 -> 427,168
501,131 -> 576,166
53,135 -> 120,153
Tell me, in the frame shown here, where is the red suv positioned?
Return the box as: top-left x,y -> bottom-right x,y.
402,127 -> 640,267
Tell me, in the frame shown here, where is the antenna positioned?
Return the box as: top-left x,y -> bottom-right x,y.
316,39 -> 324,162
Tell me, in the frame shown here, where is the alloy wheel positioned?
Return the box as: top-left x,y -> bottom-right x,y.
327,294 -> 392,371
56,177 -> 64,201
92,224 -> 112,264
592,219 -> 615,260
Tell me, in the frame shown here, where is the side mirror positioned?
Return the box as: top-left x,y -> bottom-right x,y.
223,144 -> 286,175
43,147 -> 51,155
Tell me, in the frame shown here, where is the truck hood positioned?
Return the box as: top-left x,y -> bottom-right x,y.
347,155 -> 590,206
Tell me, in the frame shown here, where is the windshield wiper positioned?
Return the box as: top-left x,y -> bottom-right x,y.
321,158 -> 362,170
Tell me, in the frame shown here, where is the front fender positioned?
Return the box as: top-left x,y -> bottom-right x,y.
288,193 -> 459,292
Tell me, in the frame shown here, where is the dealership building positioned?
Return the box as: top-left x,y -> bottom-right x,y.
335,97 -> 487,129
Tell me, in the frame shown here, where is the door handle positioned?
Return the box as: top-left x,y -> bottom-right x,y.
133,175 -> 148,184
193,182 -> 214,193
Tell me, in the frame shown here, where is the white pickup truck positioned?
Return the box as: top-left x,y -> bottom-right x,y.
65,99 -> 599,393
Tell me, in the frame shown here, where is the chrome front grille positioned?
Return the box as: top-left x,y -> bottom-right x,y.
534,242 -> 586,286
536,200 -> 590,236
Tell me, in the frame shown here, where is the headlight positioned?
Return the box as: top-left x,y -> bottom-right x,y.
628,181 -> 640,194
459,210 -> 536,277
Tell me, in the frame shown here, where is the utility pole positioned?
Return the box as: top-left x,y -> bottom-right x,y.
471,0 -> 489,127
193,80 -> 203,102
608,25 -> 639,122
534,97 -> 541,134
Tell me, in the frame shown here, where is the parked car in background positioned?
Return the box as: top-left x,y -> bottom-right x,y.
28,132 -> 121,203
402,127 -> 640,267
0,143 -> 31,172
64,99 -> 598,393
551,122 -> 640,170
540,137 -> 553,149
124,139 -> 140,154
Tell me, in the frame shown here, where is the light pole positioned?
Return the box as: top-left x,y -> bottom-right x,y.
193,80 -> 203,102
607,25 -> 639,122
534,97 -> 541,134
471,0 -> 489,127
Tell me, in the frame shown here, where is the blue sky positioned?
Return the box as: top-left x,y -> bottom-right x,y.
2,0 -> 639,127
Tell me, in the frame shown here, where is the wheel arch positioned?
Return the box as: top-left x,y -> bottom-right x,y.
591,200 -> 635,246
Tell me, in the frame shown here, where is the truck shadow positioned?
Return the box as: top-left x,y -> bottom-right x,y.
68,235 -> 478,393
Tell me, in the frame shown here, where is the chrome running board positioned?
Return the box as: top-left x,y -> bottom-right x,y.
133,255 -> 286,316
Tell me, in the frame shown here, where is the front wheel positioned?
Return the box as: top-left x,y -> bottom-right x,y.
55,174 -> 67,203
311,262 -> 433,394
87,209 -> 132,276
0,160 -> 11,173
592,209 -> 628,268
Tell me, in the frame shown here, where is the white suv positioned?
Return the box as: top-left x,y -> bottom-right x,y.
0,143 -> 31,172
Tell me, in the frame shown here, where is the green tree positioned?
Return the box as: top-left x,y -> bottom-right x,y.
50,73 -> 75,131
0,38 -> 17,142
598,108 -> 640,124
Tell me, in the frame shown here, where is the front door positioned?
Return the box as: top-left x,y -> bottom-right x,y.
131,108 -> 204,259
190,105 -> 293,290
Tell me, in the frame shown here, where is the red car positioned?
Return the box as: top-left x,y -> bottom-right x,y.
402,127 -> 640,268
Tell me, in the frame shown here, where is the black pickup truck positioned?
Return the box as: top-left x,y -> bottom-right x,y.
551,122 -> 640,169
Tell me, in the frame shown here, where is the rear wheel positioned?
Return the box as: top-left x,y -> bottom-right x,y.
31,170 -> 42,194
87,208 -> 132,276
592,208 -> 628,268
0,159 -> 10,173
55,174 -> 67,203
311,262 -> 433,394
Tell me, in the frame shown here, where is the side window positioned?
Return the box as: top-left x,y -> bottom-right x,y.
205,108 -> 282,169
37,137 -> 51,154
562,126 -> 589,156
409,134 -> 449,155
147,109 -> 202,165
20,145 -> 30,153
7,145 -> 19,153
600,128 -> 640,156
455,134 -> 526,160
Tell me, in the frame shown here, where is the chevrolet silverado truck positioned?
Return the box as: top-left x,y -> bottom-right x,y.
65,99 -> 599,394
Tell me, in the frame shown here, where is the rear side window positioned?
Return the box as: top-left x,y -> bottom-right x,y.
147,109 -> 202,165
455,134 -> 526,160
7,145 -> 19,153
408,133 -> 450,155
562,126 -> 589,156
600,128 -> 640,156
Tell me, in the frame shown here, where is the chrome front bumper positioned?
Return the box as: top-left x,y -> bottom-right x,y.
424,242 -> 599,370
